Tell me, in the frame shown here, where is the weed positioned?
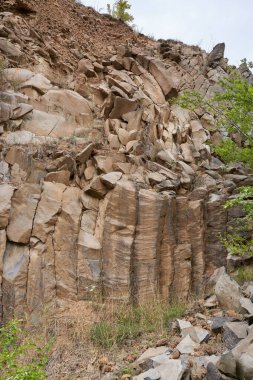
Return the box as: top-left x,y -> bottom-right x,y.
69,135 -> 77,145
120,366 -> 134,376
90,300 -> 186,349
233,265 -> 253,284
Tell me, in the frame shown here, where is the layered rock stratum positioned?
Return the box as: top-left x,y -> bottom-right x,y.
0,0 -> 252,324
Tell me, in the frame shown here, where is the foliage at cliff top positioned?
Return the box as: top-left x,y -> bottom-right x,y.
107,0 -> 134,23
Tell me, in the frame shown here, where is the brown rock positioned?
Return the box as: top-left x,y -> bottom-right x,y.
0,184 -> 15,229
80,192 -> 99,211
149,59 -> 179,99
77,210 -> 101,299
77,58 -> 96,77
76,143 -> 94,163
84,165 -> 95,181
101,172 -> 122,189
54,187 -> 82,299
2,243 -> 29,319
44,170 -> 70,186
32,182 -> 66,243
7,184 -> 41,244
85,176 -> 108,199
5,146 -> 31,172
109,97 -> 138,119
103,181 -> 137,300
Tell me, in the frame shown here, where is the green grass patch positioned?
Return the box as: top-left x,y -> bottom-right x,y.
233,265 -> 253,284
90,301 -> 186,349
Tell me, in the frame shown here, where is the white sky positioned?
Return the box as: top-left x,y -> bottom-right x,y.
81,0 -> 253,66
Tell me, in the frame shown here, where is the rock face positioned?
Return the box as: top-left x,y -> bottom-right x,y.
0,3 -> 250,322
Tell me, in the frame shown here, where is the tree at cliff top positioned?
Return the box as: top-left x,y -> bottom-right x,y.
107,0 -> 134,23
176,64 -> 253,257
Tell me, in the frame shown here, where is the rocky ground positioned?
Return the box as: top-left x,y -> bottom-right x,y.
0,0 -> 253,379
130,268 -> 253,380
41,267 -> 253,380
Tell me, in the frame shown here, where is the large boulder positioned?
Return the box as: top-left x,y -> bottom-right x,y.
149,59 -> 179,99
214,272 -> 243,312
40,89 -> 93,126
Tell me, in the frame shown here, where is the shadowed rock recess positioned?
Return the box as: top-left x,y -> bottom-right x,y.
0,0 -> 252,324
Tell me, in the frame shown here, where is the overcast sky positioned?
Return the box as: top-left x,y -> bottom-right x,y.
81,0 -> 253,66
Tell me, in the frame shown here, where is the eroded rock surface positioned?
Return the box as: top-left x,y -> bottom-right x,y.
0,3 -> 252,323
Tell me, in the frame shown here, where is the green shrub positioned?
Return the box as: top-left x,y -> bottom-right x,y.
107,1 -> 134,23
0,319 -> 49,380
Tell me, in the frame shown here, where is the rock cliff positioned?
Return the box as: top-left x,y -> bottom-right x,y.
0,0 -> 252,323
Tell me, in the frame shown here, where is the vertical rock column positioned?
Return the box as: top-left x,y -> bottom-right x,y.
3,183 -> 41,321
188,200 -> 205,295
132,190 -> 167,304
159,194 -> 176,300
0,230 -> 6,319
54,187 -> 82,301
0,184 -> 14,320
171,197 -> 192,300
205,194 -> 227,270
77,208 -> 101,300
26,182 -> 66,322
102,181 -> 137,301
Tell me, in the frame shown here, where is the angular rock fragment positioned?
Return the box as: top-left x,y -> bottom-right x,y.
101,172 -> 122,189
76,143 -> 94,163
215,273 -> 242,312
85,176 -> 109,199
0,184 -> 14,229
176,334 -> 200,354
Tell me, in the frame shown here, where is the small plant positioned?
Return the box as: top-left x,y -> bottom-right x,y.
0,319 -> 49,380
69,134 -> 77,146
107,1 -> 134,23
119,366 -> 134,376
233,265 -> 253,284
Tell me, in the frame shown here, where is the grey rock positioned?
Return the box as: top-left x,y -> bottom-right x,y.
134,368 -> 161,380
207,266 -> 226,293
208,43 -> 225,68
176,334 -> 200,354
240,296 -> 253,315
205,362 -> 222,380
136,346 -> 170,371
181,326 -> 210,343
204,294 -> 218,308
215,272 -> 243,312
176,319 -> 192,331
223,321 -> 248,350
246,283 -> 253,298
211,317 -> 236,334
237,352 -> 253,380
217,352 -> 237,378
134,360 -> 190,380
